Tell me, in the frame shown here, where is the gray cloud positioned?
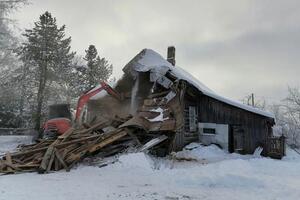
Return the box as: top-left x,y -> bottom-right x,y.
11,0 -> 300,103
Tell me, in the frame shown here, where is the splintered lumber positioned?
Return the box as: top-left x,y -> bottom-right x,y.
10,135 -> 100,158
0,126 -> 130,174
88,130 -> 127,153
46,152 -> 55,173
76,120 -> 110,134
39,137 -> 64,173
139,135 -> 168,152
0,114 -> 170,175
58,128 -> 75,142
5,152 -> 14,173
39,146 -> 56,173
125,128 -> 141,146
55,150 -> 69,171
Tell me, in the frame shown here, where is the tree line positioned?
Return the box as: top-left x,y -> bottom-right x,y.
0,2 -> 112,130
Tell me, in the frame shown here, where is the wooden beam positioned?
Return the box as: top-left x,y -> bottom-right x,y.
39,146 -> 56,173
88,131 -> 127,153
125,128 -> 141,146
46,150 -> 56,173
5,152 -> 14,173
55,151 -> 69,171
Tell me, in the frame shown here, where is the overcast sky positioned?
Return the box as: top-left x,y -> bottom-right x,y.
11,0 -> 300,103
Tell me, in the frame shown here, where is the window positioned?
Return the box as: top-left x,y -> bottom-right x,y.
189,106 -> 197,132
203,128 -> 216,134
184,105 -> 198,133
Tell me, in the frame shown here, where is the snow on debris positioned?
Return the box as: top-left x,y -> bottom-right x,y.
133,49 -> 274,118
146,107 -> 169,122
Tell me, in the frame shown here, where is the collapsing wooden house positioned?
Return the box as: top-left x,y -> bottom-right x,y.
86,47 -> 285,158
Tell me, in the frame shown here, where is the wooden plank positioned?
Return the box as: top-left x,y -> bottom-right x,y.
10,135 -> 100,158
5,152 -> 14,173
10,146 -> 48,158
0,160 -> 5,171
54,157 -> 59,171
16,163 -> 40,169
39,146 -> 56,173
3,162 -> 21,171
65,150 -> 87,164
55,151 -> 69,171
88,131 -> 127,153
46,149 -> 56,173
76,120 -> 110,134
138,135 -> 168,152
39,137 -> 62,173
125,128 -> 141,146
55,135 -> 100,149
58,128 -> 75,142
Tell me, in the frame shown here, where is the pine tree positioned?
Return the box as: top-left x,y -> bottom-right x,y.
19,11 -> 75,131
0,0 -> 28,127
83,45 -> 112,89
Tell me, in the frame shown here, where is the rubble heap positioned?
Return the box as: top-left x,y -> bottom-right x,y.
0,101 -> 172,175
0,49 -> 188,175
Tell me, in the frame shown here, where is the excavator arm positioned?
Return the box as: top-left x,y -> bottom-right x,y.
75,81 -> 121,122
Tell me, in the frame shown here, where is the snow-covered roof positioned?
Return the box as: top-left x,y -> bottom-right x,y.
126,49 -> 274,118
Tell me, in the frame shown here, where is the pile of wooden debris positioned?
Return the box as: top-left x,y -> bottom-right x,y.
0,114 -> 169,175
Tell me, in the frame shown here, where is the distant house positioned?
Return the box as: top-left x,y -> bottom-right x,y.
87,47 -> 285,158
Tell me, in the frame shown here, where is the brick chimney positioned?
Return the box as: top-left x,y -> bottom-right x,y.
167,46 -> 176,66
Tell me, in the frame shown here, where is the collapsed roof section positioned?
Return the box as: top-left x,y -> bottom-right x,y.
123,49 -> 274,119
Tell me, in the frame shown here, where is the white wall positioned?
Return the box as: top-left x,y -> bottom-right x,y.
199,123 -> 229,151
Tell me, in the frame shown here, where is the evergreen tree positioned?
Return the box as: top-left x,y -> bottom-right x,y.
83,45 -> 112,89
0,0 -> 28,127
19,11 -> 75,131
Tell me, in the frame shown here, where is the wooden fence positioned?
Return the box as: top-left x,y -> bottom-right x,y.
266,136 -> 286,159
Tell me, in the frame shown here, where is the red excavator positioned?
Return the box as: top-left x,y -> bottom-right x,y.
42,81 -> 121,138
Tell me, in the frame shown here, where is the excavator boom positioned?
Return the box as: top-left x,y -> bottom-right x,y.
75,81 -> 121,122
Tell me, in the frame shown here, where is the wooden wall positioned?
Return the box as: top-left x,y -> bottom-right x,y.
182,85 -> 274,154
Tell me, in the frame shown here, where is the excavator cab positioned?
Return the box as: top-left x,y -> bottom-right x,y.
43,104 -> 72,139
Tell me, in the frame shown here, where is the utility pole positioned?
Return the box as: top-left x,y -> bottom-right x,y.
251,93 -> 254,107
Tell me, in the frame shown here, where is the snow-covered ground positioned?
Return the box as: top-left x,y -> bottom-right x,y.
1,137 -> 300,200
0,135 -> 33,156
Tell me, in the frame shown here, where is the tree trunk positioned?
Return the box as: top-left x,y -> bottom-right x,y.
19,63 -> 27,127
34,63 -> 47,133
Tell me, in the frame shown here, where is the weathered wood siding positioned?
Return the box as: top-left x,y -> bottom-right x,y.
182,86 -> 274,154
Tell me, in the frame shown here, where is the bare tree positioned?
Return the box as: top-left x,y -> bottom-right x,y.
270,87 -> 300,148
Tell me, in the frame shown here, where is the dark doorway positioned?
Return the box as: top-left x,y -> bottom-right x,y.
229,125 -> 245,153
